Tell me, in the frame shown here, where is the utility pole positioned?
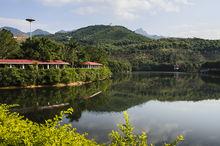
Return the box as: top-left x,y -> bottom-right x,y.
26,18 -> 35,40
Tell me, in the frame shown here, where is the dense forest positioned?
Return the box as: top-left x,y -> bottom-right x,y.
45,25 -> 220,72
1,25 -> 220,72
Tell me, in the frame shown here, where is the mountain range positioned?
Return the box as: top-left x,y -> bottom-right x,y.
0,26 -> 51,37
134,28 -> 164,39
0,26 -> 164,40
45,25 -> 150,43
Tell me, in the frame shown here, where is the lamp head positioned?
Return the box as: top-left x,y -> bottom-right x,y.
26,18 -> 35,22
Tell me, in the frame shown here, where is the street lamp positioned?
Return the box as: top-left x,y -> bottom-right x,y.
26,18 -> 35,40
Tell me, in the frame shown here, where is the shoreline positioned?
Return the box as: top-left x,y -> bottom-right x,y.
0,81 -> 92,90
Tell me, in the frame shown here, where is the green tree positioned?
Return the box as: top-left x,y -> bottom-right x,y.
21,37 -> 63,61
63,38 -> 79,67
0,29 -> 20,59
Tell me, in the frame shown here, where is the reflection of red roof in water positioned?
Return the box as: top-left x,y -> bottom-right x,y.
0,59 -> 69,65
81,62 -> 103,66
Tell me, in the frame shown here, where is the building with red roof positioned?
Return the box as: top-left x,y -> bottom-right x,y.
80,61 -> 103,69
0,59 -> 70,69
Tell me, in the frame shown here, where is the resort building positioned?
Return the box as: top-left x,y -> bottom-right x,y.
0,59 -> 70,69
81,61 -> 103,69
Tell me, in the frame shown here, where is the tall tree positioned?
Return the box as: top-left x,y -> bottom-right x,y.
21,37 -> 63,61
0,29 -> 20,59
63,38 -> 79,67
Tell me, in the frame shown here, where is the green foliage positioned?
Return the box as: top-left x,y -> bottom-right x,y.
108,60 -> 132,73
48,25 -> 148,44
109,112 -> 149,146
0,105 -> 184,146
20,37 -> 64,61
0,67 -> 112,87
109,112 -> 184,146
63,38 -> 79,67
3,24 -> 220,72
44,25 -> 220,72
0,104 -> 98,146
0,29 -> 21,59
43,69 -> 62,84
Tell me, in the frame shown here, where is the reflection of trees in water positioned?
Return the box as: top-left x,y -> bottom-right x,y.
1,73 -> 220,123
114,73 -> 220,101
0,80 -> 112,122
85,73 -> 220,112
201,75 -> 220,86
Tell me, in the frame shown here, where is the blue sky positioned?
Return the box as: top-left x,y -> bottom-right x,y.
0,0 -> 220,39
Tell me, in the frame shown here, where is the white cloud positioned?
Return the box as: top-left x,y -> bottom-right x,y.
149,0 -> 180,12
112,0 -> 151,20
37,0 -> 193,20
73,6 -> 98,15
170,23 -> 220,39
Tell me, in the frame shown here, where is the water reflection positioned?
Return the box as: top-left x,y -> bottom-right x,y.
68,100 -> 220,146
1,72 -> 220,145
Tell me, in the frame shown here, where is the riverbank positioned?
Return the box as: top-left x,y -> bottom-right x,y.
0,67 -> 112,88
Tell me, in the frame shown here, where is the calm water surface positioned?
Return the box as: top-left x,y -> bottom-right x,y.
1,72 -> 220,146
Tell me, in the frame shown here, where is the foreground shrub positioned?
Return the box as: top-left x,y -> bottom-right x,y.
0,104 -> 184,146
0,104 -> 98,146
109,112 -> 184,146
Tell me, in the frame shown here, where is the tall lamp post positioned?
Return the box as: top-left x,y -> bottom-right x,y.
26,18 -> 35,40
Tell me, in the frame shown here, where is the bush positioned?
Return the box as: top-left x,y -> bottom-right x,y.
0,105 -> 184,146
43,69 -> 62,84
108,60 -> 132,73
0,104 -> 97,145
109,112 -> 184,146
0,67 -> 112,87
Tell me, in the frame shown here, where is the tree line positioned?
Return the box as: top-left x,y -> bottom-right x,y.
2,27 -> 220,73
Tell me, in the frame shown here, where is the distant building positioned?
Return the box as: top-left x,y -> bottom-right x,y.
0,59 -> 69,69
81,61 -> 103,69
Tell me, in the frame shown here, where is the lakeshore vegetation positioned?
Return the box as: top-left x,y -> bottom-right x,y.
0,67 -> 111,87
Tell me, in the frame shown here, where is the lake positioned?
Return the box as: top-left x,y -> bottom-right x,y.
1,72 -> 220,146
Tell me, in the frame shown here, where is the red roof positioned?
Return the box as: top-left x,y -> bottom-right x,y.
0,59 -> 70,65
81,61 -> 103,66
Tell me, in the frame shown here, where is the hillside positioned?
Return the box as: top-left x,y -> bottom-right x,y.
47,25 -> 149,44
43,25 -> 220,72
27,29 -> 51,36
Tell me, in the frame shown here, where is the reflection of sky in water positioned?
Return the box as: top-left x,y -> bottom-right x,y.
65,100 -> 220,146
2,73 -> 220,145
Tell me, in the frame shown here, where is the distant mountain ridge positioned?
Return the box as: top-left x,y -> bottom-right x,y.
0,26 -> 28,37
135,28 -> 164,39
0,26 -> 50,37
55,30 -> 68,34
47,25 -> 150,43
1,26 -> 163,40
27,29 -> 51,36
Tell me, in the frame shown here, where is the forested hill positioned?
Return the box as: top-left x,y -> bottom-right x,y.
44,25 -> 220,72
47,25 -> 149,44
